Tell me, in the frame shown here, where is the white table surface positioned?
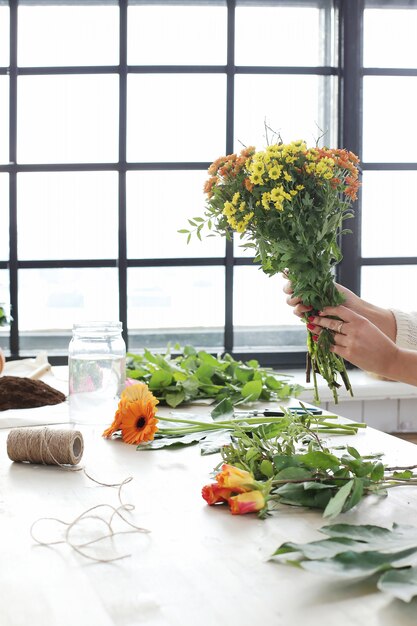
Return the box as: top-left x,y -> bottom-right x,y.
2,383 -> 417,625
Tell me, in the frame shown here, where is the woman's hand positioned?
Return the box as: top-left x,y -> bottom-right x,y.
282,279 -> 363,318
307,305 -> 400,379
282,276 -> 397,342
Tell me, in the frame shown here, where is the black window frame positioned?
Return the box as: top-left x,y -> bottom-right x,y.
2,0 -> 411,367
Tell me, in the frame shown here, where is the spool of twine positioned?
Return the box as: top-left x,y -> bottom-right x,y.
7,427 -> 84,466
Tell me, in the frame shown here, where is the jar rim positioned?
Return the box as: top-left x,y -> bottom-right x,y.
72,321 -> 123,333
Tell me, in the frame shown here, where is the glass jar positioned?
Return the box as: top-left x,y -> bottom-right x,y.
68,321 -> 126,424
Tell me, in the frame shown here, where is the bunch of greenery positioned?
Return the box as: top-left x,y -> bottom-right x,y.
219,409 -> 417,519
126,344 -> 303,412
181,137 -> 361,404
273,522 -> 417,603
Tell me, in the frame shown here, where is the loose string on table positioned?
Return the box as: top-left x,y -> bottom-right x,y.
6,427 -> 150,563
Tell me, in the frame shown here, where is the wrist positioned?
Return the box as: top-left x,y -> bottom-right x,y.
359,302 -> 397,342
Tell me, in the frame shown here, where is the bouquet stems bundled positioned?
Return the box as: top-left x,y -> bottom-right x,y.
182,139 -> 360,403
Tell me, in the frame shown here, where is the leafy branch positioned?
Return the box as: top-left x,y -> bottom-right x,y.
217,410 -> 417,519
272,522 -> 417,603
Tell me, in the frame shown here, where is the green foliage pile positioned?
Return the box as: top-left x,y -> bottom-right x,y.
126,345 -> 303,410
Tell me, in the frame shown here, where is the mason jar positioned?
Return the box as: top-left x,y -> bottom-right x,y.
68,321 -> 126,424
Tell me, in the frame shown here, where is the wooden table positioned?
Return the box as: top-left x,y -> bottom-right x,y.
1,397 -> 417,626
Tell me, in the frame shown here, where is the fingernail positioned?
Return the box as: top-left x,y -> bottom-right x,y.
307,316 -> 315,322
312,334 -> 319,341
318,311 -> 323,316
307,323 -> 315,330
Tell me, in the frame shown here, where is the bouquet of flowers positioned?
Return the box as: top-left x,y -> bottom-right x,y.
181,140 -> 360,403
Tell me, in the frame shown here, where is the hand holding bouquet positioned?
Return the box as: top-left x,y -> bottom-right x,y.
182,139 -> 360,403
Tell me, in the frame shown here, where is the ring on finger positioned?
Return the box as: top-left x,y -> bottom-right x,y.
336,321 -> 344,334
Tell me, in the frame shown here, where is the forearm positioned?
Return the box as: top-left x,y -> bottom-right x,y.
334,284 -> 397,341
386,347 -> 417,386
358,301 -> 397,342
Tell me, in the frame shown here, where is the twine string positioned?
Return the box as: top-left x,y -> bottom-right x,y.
7,427 -> 150,563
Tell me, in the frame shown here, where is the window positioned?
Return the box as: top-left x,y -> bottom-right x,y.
360,1 -> 417,311
4,0 -> 409,366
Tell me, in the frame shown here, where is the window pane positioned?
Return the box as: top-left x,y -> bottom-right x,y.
126,170 -> 224,259
363,77 -> 417,163
233,266 -> 305,350
361,266 -> 417,312
0,174 -> 9,261
128,266 -> 224,349
362,171 -> 417,258
17,75 -> 119,164
18,268 -> 119,352
18,5 -> 119,67
128,4 -> 227,65
0,76 -> 9,164
364,8 -> 417,69
234,75 -> 336,151
127,74 -> 226,162
235,5 -> 335,67
17,172 -> 118,261
0,269 -> 10,353
0,6 -> 9,66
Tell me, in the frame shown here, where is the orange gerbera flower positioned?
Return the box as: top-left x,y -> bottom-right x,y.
102,383 -> 159,445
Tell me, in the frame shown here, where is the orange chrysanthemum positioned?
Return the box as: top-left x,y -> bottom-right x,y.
102,383 -> 159,445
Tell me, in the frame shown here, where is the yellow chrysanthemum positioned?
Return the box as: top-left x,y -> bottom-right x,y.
262,192 -> 271,209
232,192 -> 240,206
223,201 -> 236,217
268,165 -> 282,180
249,172 -> 263,185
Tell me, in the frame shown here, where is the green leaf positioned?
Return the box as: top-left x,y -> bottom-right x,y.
199,431 -> 232,455
320,524 -> 393,542
393,470 -> 413,480
370,462 -> 385,482
272,537 -> 363,560
234,366 -> 254,384
302,546 -> 417,579
165,390 -> 186,408
137,431 -> 210,449
195,364 -> 215,383
344,477 -> 364,512
265,375 -> 285,390
295,451 -> 341,472
241,379 -> 263,402
211,397 -> 234,418
323,480 -> 354,518
260,459 -> 274,479
275,466 -> 314,480
378,566 -> 417,602
148,369 -> 173,389
275,482 -> 335,510
346,445 -> 361,459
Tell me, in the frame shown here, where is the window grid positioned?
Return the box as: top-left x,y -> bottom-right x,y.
7,0 -> 412,366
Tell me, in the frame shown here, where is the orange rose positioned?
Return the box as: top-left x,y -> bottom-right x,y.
201,483 -> 243,505
215,464 -> 255,490
228,490 -> 266,515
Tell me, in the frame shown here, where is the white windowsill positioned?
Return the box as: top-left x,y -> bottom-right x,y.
283,368 -> 417,404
